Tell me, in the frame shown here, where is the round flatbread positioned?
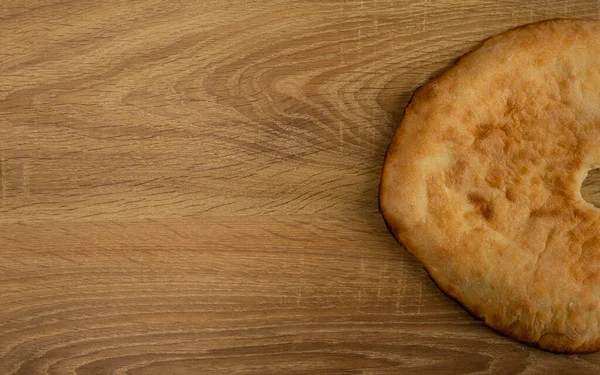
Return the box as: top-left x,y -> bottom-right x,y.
379,19 -> 600,353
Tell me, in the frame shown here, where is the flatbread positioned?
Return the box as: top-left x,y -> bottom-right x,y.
379,19 -> 600,353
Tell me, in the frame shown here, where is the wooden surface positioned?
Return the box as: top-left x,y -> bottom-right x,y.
2,1 -> 600,374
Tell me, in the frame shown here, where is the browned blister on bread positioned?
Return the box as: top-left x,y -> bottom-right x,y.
380,19 -> 600,353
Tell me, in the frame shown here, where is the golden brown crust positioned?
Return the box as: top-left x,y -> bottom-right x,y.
379,19 -> 600,353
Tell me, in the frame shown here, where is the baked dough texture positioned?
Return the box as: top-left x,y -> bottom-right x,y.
380,19 -> 600,353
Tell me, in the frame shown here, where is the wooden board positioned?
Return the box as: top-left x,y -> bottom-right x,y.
2,1 -> 600,373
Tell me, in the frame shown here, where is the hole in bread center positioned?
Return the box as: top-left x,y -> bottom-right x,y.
581,168 -> 600,208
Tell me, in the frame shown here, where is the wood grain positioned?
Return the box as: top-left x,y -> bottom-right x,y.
2,0 -> 600,374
